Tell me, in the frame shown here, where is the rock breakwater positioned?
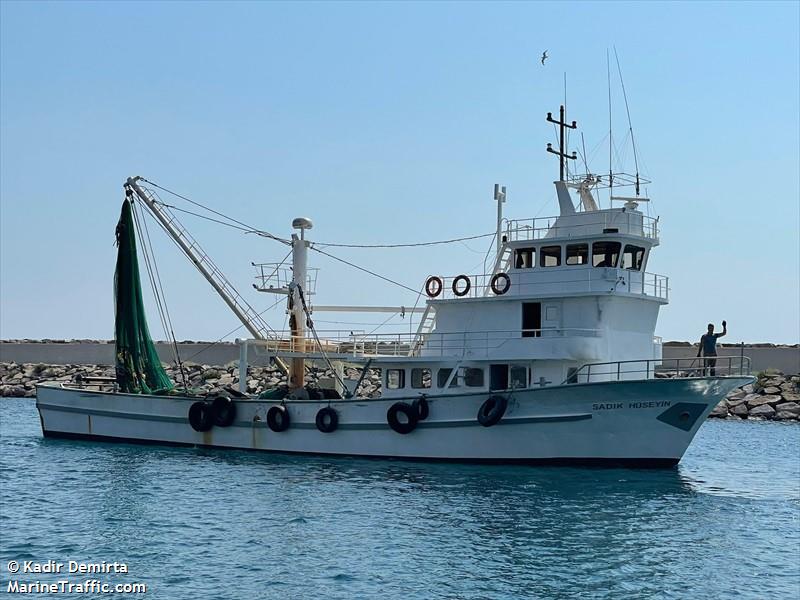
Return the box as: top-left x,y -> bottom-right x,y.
709,370 -> 800,421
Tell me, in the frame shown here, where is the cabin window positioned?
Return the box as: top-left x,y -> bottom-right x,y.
386,369 -> 405,390
510,366 -> 528,389
522,302 -> 542,338
463,368 -> 484,387
514,247 -> 536,269
592,241 -> 621,267
437,368 -> 459,388
622,245 -> 646,271
411,368 -> 431,389
540,245 -> 561,267
566,243 -> 589,265
566,367 -> 579,384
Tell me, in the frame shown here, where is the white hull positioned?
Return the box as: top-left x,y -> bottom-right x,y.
36,377 -> 749,467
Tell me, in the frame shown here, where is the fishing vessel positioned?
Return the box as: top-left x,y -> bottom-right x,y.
36,102 -> 752,466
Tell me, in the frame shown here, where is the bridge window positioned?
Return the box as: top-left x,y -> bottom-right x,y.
622,245 -> 645,271
540,245 -> 561,267
566,243 -> 589,265
411,368 -> 431,389
592,241 -> 621,267
464,368 -> 484,387
514,247 -> 535,269
386,369 -> 405,389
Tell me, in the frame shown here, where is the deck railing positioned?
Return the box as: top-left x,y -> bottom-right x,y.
562,356 -> 751,384
250,328 -> 602,358
505,213 -> 660,242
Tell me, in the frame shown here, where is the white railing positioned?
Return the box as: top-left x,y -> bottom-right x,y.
506,212 -> 659,242
253,263 -> 319,295
563,356 -> 751,384
429,269 -> 669,301
252,328 -> 602,358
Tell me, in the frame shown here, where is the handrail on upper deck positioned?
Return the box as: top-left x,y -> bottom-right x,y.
562,356 -> 751,385
505,211 -> 660,242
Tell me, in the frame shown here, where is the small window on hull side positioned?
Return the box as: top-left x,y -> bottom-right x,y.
540,246 -> 561,267
566,243 -> 589,265
437,368 -> 459,388
515,248 -> 536,269
464,368 -> 484,387
592,241 -> 621,267
411,368 -> 432,389
622,245 -> 645,271
386,369 -> 405,389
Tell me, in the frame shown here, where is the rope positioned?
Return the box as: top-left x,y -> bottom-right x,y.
309,246 -> 420,294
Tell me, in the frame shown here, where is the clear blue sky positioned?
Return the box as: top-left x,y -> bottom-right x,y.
1,1 -> 798,344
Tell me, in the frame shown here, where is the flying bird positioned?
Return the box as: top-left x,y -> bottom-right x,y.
541,50 -> 548,65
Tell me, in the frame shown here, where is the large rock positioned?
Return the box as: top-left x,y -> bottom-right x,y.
726,389 -> 746,401
749,404 -> 776,419
762,386 -> 781,395
709,401 -> 729,418
764,377 -> 785,387
731,403 -> 749,416
747,394 -> 781,408
775,402 -> 800,416
775,411 -> 799,421
781,392 -> 800,402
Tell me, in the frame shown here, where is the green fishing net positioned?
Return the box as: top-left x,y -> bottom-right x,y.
114,198 -> 173,394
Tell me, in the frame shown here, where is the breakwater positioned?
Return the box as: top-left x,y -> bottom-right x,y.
3,361 -> 797,422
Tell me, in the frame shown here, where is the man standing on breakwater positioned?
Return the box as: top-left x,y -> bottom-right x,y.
697,320 -> 727,376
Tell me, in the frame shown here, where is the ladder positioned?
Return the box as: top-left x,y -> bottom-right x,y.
483,243 -> 513,296
126,177 -> 288,372
408,303 -> 436,356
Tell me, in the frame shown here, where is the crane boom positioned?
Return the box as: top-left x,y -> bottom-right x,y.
125,176 -> 288,373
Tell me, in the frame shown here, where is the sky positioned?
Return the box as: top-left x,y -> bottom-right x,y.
1,0 -> 798,345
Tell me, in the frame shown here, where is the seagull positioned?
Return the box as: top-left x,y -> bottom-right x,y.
541,50 -> 548,65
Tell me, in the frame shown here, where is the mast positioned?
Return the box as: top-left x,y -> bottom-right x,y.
288,217 -> 312,391
494,184 -> 506,260
546,105 -> 578,216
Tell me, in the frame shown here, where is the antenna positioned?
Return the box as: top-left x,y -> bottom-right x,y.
614,46 -> 641,196
546,105 -> 577,181
607,48 -> 613,208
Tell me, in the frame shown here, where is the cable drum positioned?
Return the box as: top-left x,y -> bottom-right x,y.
490,272 -> 511,296
452,275 -> 471,297
425,276 -> 443,298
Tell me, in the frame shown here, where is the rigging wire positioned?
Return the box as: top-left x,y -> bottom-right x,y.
141,179 -> 290,245
314,231 -> 496,249
309,245 -> 421,295
613,46 -> 641,195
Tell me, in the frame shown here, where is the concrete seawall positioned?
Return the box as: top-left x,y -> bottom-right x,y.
1,341 -> 798,373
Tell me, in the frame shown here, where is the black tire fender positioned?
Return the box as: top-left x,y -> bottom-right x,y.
387,402 -> 418,434
452,274 -> 471,297
188,401 -> 214,432
211,396 -> 237,427
412,397 -> 429,421
315,406 -> 339,433
266,405 -> 290,432
477,395 -> 508,427
425,276 -> 443,298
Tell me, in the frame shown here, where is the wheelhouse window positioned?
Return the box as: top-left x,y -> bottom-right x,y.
386,369 -> 405,389
437,368 -> 458,388
463,368 -> 484,387
411,368 -> 431,389
540,245 -> 561,267
514,247 -> 536,269
622,245 -> 646,271
592,241 -> 621,267
566,243 -> 589,265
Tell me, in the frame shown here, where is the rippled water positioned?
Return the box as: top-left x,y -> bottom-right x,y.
1,398 -> 798,599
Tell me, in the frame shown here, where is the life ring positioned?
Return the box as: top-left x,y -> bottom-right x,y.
490,272 -> 511,295
387,402 -> 418,434
316,406 -> 339,433
267,405 -> 290,432
477,395 -> 508,427
211,396 -> 237,427
452,275 -> 471,297
188,401 -> 214,432
425,276 -> 443,298
412,397 -> 429,421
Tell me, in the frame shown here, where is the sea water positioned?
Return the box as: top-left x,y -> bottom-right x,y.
1,398 -> 798,599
